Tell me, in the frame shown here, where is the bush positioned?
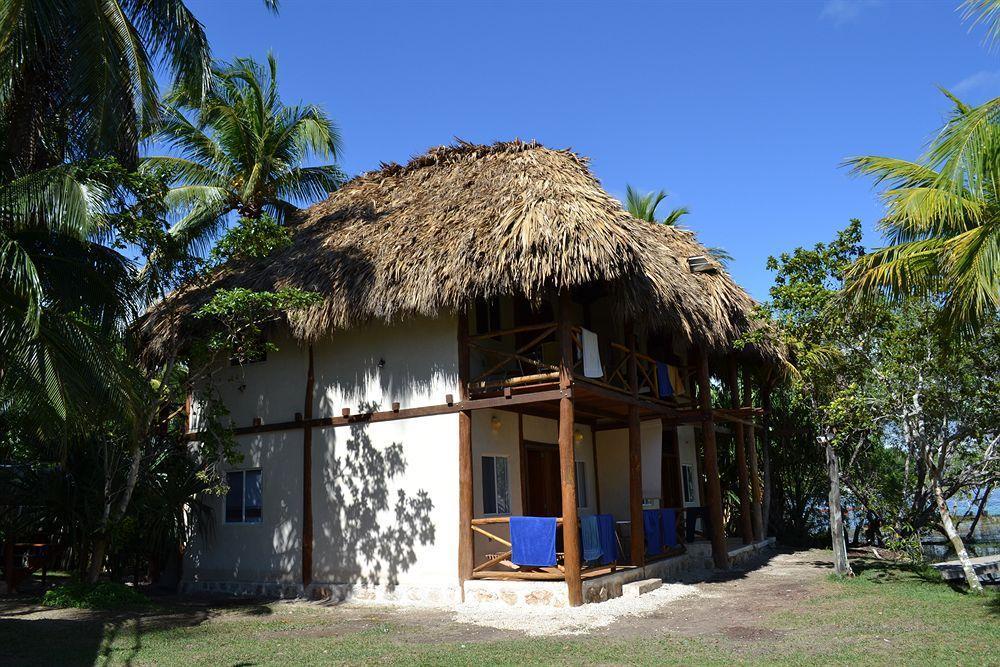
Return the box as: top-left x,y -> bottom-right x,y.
41,581 -> 150,609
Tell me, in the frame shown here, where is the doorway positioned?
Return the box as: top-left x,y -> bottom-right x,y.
523,441 -> 561,517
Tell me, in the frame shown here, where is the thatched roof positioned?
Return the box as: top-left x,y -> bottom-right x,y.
137,140 -> 785,368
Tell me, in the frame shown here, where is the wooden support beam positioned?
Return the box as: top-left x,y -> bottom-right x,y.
696,348 -> 729,570
302,345 -> 315,587
626,322 -> 645,568
517,413 -> 528,512
728,359 -> 753,546
743,367 -> 763,542
591,426 -> 602,514
761,383 -> 773,537
457,310 -> 474,593
558,291 -> 583,607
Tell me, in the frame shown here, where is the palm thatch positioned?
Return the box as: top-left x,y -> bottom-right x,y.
137,140 -> 785,368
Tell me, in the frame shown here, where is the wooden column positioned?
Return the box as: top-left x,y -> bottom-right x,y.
457,310 -> 474,591
728,359 -> 753,545
302,345 -> 315,587
591,428 -> 602,514
743,367 -> 764,542
696,347 -> 729,569
626,323 -> 644,567
761,383 -> 773,537
558,291 -> 583,607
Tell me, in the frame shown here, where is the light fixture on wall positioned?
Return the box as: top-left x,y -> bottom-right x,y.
574,429 -> 584,443
491,415 -> 502,433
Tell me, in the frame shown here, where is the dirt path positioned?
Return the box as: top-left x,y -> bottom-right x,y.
0,548 -> 837,652
603,548 -> 834,640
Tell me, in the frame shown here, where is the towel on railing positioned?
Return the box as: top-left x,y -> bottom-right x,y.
510,516 -> 557,567
656,362 -> 674,398
581,515 -> 602,563
668,365 -> 686,396
596,513 -> 619,564
643,509 -> 663,556
661,508 -> 678,547
580,328 -> 604,378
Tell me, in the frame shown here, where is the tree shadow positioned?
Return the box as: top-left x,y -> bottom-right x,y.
313,401 -> 435,593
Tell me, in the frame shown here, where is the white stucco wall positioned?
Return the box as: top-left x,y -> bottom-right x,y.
185,316 -> 462,594
185,429 -> 304,584
593,419 -> 664,521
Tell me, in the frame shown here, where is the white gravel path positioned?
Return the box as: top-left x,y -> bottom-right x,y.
452,581 -> 702,636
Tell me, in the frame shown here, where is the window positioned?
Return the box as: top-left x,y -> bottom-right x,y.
575,461 -> 588,508
226,469 -> 263,523
481,455 -> 510,515
474,299 -> 502,335
681,464 -> 695,504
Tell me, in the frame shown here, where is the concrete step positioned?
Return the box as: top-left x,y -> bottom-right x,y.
622,578 -> 662,597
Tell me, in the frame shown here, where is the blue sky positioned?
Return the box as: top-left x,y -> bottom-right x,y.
183,0 -> 1000,300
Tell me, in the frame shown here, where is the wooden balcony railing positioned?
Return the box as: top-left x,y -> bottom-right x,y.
466,322 -> 689,403
470,516 -> 619,581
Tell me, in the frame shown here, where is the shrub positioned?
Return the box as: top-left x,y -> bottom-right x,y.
41,581 -> 150,609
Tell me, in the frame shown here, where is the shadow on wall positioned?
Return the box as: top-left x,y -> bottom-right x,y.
186,430 -> 303,584
314,402 -> 435,590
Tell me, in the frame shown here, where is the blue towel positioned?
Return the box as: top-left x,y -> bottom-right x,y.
581,515 -> 602,563
596,514 -> 619,564
656,362 -> 674,398
643,509 -> 663,556
510,516 -> 557,567
661,508 -> 678,547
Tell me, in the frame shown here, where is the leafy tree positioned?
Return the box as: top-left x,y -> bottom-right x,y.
145,53 -> 345,260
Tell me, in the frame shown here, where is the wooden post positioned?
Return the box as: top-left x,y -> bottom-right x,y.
302,345 -> 315,587
761,382 -> 773,536
743,367 -> 763,542
591,428 -> 602,514
728,359 -> 753,545
696,347 -> 729,569
517,413 -> 528,512
558,291 -> 583,607
457,310 -> 474,591
626,322 -> 645,568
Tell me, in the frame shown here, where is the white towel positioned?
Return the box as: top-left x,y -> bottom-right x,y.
580,328 -> 603,378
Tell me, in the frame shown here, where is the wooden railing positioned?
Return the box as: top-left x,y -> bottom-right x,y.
469,516 -> 619,580
466,322 -> 689,403
468,323 -> 560,391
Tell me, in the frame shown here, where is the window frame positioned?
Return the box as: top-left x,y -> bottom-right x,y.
480,454 -> 511,517
225,468 -> 264,525
681,464 -> 695,504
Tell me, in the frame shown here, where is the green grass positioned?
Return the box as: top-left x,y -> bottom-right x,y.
2,559 -> 997,666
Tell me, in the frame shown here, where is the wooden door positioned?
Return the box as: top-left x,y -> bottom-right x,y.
524,443 -> 561,517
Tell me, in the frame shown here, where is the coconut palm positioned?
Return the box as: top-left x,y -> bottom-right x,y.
624,185 -> 733,265
145,53 -> 345,259
845,91 -> 1000,331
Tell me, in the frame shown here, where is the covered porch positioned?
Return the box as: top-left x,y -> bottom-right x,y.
457,291 -> 774,606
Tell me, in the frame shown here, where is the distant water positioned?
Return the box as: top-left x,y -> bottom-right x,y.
922,489 -> 1000,562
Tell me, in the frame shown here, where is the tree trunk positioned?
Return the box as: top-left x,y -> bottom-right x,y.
965,484 -> 992,543
86,535 -> 108,584
825,438 -> 853,577
932,478 -> 983,593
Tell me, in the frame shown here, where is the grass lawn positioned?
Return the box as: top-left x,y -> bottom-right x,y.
1,556 -> 997,666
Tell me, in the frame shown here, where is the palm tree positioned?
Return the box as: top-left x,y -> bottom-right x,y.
624,185 -> 690,226
845,91 -> 1000,331
145,53 -> 345,258
624,185 -> 733,265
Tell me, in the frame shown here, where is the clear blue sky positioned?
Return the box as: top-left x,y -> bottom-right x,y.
184,0 -> 999,300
